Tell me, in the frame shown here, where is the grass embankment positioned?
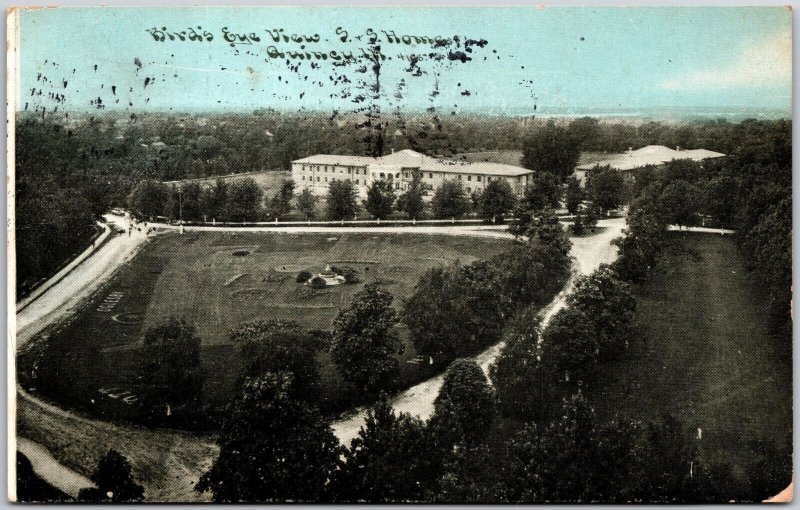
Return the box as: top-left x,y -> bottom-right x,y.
586,232 -> 792,483
20,231 -> 511,416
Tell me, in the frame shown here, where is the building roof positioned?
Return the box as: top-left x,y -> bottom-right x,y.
293,149 -> 533,177
575,145 -> 725,171
292,154 -> 376,166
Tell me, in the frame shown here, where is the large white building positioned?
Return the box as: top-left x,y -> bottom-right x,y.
292,149 -> 534,198
574,145 -> 725,183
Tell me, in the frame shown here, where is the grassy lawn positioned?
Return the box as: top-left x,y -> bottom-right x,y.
585,233 -> 792,483
21,231 -> 511,416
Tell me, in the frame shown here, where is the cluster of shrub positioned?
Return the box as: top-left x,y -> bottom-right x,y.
296,266 -> 360,288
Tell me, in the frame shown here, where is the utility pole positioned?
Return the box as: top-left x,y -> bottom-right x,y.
178,189 -> 184,235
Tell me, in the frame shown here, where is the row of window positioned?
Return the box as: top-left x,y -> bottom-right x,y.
299,164 -> 366,175
298,166 -> 525,184
301,175 -> 361,184
400,170 -> 523,184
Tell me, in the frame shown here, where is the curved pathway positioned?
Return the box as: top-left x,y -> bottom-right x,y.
14,215 -> 625,501
331,218 -> 625,446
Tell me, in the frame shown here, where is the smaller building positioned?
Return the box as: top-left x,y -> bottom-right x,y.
575,145 -> 725,183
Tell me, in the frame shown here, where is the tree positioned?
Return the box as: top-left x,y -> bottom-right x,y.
611,193 -> 668,282
435,441 -> 517,503
331,283 -> 400,393
524,208 -> 571,256
230,320 -> 321,402
327,179 -> 359,220
167,182 -> 203,221
139,317 -> 204,420
363,180 -> 396,220
506,393 -> 649,503
489,305 -> 551,421
226,178 -> 263,222
700,174 -> 739,228
567,116 -> 601,151
77,450 -> 144,503
522,171 -> 562,211
332,396 -> 436,502
404,261 -> 509,359
658,180 -> 700,227
296,188 -> 318,220
430,358 -> 495,446
521,121 -> 580,181
479,179 -> 516,223
586,166 -> 624,212
510,172 -> 562,235
431,180 -> 470,219
197,372 -> 342,502
494,239 -> 571,308
540,306 -> 599,381
566,265 -> 636,359
565,175 -> 583,214
128,179 -> 170,219
397,170 -> 425,219
198,178 -> 229,222
267,179 -> 295,219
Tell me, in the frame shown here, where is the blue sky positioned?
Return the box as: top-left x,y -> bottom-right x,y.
16,6 -> 792,116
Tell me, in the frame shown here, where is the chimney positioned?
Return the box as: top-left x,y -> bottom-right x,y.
391,148 -> 395,154
628,147 -> 632,153
676,146 -> 681,152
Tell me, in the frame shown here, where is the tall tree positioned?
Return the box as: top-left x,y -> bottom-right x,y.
198,178 -> 229,222
494,238 -> 571,308
226,177 -> 263,222
479,179 -> 517,223
524,208 -> 571,256
431,180 -> 470,219
198,372 -> 342,502
567,116 -> 601,151
540,306 -> 600,382
565,175 -> 584,214
658,180 -> 700,227
404,261 -> 509,359
332,396 -> 436,502
521,121 -> 580,181
566,265 -> 636,360
331,283 -> 401,394
363,180 -> 397,220
326,179 -> 359,221
296,188 -> 318,220
139,317 -> 204,420
510,172 -> 562,235
230,319 -> 321,402
267,179 -> 296,219
128,179 -> 170,219
77,450 -> 145,503
397,169 -> 426,219
430,358 -> 496,446
586,166 -> 624,212
489,305 -> 550,421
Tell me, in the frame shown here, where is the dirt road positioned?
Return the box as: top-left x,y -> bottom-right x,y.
331,218 -> 625,446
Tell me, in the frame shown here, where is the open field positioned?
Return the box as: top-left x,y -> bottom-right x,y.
20,231 -> 512,414
585,233 -> 792,485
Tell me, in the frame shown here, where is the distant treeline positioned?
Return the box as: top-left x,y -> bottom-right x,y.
14,112 -> 790,295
